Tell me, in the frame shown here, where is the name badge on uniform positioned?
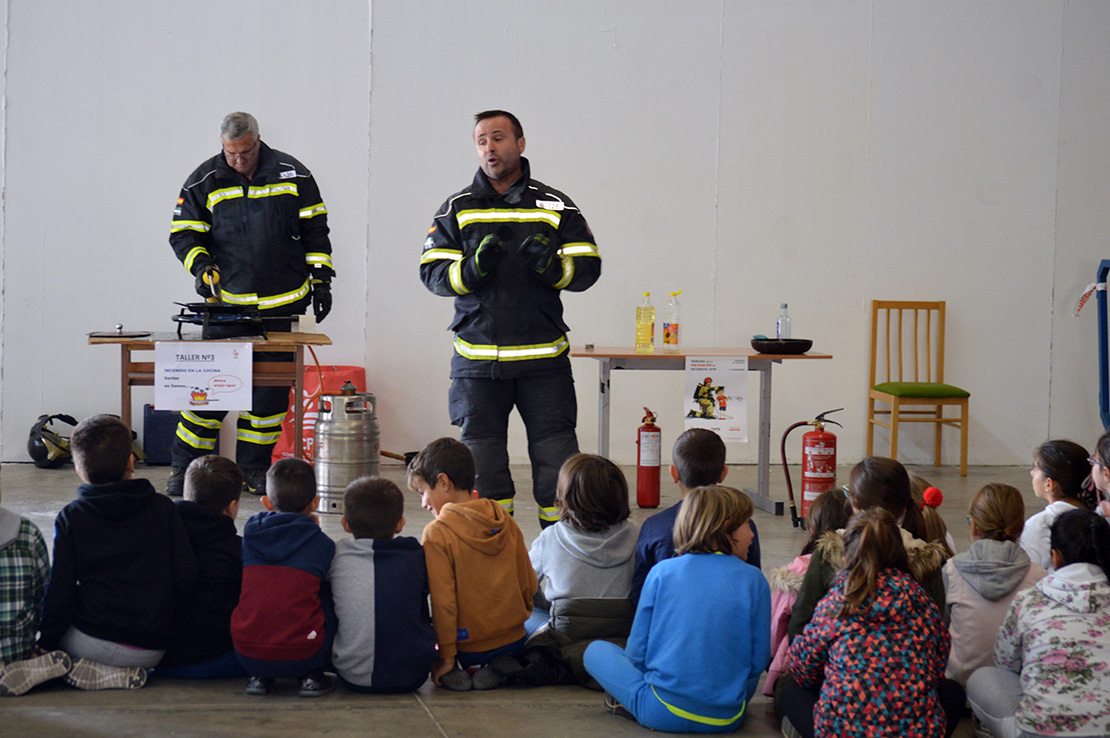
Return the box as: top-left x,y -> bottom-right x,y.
535,200 -> 564,211
279,170 -> 297,180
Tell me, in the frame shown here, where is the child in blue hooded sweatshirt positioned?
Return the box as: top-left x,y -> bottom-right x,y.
583,485 -> 770,733
231,458 -> 336,697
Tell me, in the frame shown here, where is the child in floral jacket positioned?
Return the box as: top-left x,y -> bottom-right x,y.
968,508 -> 1110,738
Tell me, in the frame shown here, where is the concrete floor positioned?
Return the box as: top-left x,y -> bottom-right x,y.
1,459 -> 1040,737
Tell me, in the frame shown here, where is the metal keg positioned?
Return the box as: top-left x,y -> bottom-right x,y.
314,391 -> 380,514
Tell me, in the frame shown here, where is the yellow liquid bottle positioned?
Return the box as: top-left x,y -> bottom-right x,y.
635,292 -> 655,353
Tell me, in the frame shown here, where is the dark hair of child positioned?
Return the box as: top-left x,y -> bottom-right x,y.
1095,429 -> 1110,469
266,457 -> 317,513
671,428 -> 726,488
846,457 -> 927,541
674,485 -> 753,556
969,483 -> 1025,543
800,488 -> 852,556
1050,508 -> 1110,581
555,453 -> 631,533
1034,439 -> 1095,509
69,414 -> 133,484
185,455 -> 243,514
919,497 -> 955,558
406,437 -> 475,492
343,477 -> 404,539
838,508 -> 911,618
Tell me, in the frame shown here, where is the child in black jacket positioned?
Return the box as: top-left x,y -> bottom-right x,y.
38,415 -> 198,690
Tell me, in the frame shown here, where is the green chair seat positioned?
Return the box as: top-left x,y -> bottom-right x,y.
873,381 -> 969,399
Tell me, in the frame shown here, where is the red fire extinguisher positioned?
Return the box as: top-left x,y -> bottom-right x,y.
637,407 -> 661,509
781,409 -> 843,528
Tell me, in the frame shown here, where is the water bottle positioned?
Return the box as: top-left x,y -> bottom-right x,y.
635,292 -> 655,353
663,291 -> 682,353
776,303 -> 792,339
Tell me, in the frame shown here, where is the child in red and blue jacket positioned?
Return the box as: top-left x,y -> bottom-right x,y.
231,459 -> 336,697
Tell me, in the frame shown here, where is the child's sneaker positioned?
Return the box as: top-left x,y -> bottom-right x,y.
244,676 -> 274,695
64,659 -> 147,691
470,665 -> 504,691
0,650 -> 73,696
604,691 -> 635,720
298,671 -> 334,698
439,667 -> 472,692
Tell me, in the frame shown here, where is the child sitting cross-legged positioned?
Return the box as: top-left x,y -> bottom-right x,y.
328,477 -> 437,693
0,485 -> 72,696
494,453 -> 638,688
410,437 -> 537,692
231,458 -> 336,697
583,485 -> 770,733
39,414 -> 199,691
157,455 -> 247,680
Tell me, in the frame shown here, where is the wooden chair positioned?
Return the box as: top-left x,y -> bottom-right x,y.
866,300 -> 969,476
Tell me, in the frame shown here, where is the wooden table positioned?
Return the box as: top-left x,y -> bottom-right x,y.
88,331 -> 332,460
571,346 -> 832,515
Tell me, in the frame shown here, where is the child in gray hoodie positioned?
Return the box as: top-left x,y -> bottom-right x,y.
944,482 -> 1045,686
495,454 -> 637,687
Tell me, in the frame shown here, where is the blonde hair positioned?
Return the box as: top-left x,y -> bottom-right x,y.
674,485 -> 753,555
968,483 -> 1025,542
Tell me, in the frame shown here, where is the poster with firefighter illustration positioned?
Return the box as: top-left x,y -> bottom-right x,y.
683,356 -> 748,442
154,342 -> 253,411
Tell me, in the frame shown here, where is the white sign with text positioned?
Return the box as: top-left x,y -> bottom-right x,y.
154,342 -> 253,411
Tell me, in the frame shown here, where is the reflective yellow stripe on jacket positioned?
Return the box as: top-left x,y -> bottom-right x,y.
453,336 -> 569,362
456,209 -> 561,230
220,279 -> 311,310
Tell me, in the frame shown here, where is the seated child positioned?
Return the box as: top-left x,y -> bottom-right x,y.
329,477 -> 437,693
784,508 -> 959,738
410,437 -> 537,692
583,486 -> 770,733
787,457 -> 950,642
502,454 -> 637,687
158,455 -> 246,679
631,428 -> 761,607
944,483 -> 1045,687
764,488 -> 851,696
1020,439 -> 1093,570
0,487 -> 71,696
231,458 -> 336,697
38,414 -> 198,691
968,508 -> 1110,738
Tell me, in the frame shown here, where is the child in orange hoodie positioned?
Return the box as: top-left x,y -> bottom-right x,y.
408,438 -> 537,692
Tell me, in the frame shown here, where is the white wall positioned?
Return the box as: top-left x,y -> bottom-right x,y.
3,1 -> 1109,472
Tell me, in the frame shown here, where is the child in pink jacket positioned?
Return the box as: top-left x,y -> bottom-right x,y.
764,489 -> 850,696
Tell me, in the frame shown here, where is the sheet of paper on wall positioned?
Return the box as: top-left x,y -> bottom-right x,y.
154,342 -> 254,411
683,356 -> 748,442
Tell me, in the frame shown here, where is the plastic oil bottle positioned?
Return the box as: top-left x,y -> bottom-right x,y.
635,292 -> 655,353
663,290 -> 682,353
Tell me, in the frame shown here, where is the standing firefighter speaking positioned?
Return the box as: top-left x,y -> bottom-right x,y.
420,111 -> 601,527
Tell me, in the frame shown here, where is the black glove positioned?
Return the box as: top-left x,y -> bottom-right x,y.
461,234 -> 504,289
520,231 -> 561,284
312,281 -> 332,322
193,262 -> 219,300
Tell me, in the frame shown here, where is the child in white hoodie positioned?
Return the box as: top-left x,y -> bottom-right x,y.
944,483 -> 1045,687
968,508 -> 1110,737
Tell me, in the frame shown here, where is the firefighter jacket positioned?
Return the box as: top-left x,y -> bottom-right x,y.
170,142 -> 333,312
420,158 -> 601,379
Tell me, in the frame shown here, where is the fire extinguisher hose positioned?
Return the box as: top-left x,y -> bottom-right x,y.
780,421 -> 812,529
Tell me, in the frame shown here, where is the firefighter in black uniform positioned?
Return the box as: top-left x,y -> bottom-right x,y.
166,112 -> 334,496
420,110 -> 601,527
